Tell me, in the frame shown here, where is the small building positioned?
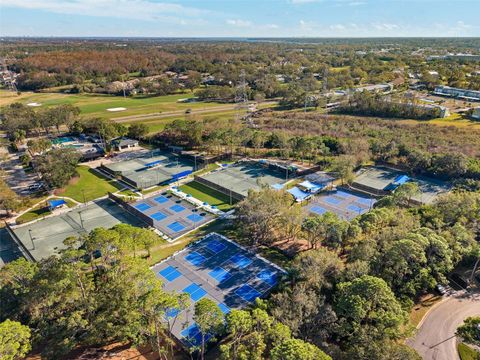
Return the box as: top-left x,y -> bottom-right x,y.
473,107 -> 480,120
48,199 -> 67,211
112,138 -> 139,151
433,86 -> 480,102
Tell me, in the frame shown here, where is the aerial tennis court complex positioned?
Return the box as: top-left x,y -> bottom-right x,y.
7,199 -> 145,262
152,233 -> 284,347
100,150 -> 194,190
194,161 -> 287,201
352,166 -> 451,204
117,192 -> 215,240
306,188 -> 377,221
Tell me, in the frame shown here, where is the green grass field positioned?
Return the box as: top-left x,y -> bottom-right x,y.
458,343 -> 480,360
0,90 -> 220,119
178,181 -> 236,211
16,197 -> 76,224
56,166 -> 123,202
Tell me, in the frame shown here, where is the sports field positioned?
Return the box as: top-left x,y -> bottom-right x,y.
0,90 -> 220,119
11,198 -> 145,261
152,233 -> 284,347
178,181 -> 236,211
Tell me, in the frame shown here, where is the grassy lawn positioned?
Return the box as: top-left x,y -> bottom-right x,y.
178,181 -> 236,211
409,293 -> 443,327
0,90 -> 221,119
56,166 -> 122,202
458,343 -> 480,360
16,197 -> 76,224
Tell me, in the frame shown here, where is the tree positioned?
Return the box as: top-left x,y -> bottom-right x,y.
235,187 -> 296,246
270,338 -> 331,360
457,317 -> 480,347
331,156 -> 355,185
193,298 -> 224,360
35,148 -> 81,188
128,123 -> 149,139
335,275 -> 407,346
0,320 -> 32,360
392,182 -> 420,206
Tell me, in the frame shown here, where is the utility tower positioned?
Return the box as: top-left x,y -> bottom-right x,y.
234,69 -> 250,123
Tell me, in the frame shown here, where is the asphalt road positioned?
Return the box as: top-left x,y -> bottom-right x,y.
407,290 -> 480,360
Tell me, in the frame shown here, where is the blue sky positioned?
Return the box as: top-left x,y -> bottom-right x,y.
1,0 -> 479,37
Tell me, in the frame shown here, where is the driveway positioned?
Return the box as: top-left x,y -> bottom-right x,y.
407,290 -> 480,360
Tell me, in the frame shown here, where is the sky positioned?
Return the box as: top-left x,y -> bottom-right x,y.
0,0 -> 479,38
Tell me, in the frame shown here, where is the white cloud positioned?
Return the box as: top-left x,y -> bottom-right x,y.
226,19 -> 253,27
330,24 -> 346,30
372,23 -> 400,31
1,0 -> 208,22
349,1 -> 366,6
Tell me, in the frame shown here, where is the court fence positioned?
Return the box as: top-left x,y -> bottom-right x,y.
193,175 -> 245,202
4,222 -> 35,262
107,192 -> 154,227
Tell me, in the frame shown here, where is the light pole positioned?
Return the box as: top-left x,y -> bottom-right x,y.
28,229 -> 35,250
79,210 -> 84,230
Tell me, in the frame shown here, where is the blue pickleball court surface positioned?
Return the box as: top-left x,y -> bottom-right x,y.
230,253 -> 253,268
235,284 -> 261,302
134,203 -> 152,212
183,283 -> 207,301
206,239 -> 227,254
170,204 -> 186,213
208,267 -> 231,282
168,221 -> 186,233
151,211 -> 168,221
185,251 -> 206,266
180,323 -> 212,347
347,204 -> 364,213
257,269 -> 278,286
154,195 -> 169,204
310,205 -> 327,215
187,213 -> 203,222
324,196 -> 342,205
159,266 -> 182,282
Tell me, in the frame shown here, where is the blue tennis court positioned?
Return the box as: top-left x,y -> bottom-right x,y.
185,251 -> 206,266
168,221 -> 186,233
170,204 -> 186,213
134,203 -> 152,212
324,196 -> 342,205
230,253 -> 253,268
206,239 -> 227,254
151,211 -> 168,221
310,205 -> 327,215
235,284 -> 261,302
219,303 -> 231,314
257,269 -> 278,286
159,266 -> 182,282
208,267 -> 231,282
154,195 -> 168,204
187,213 -> 203,222
347,204 -> 363,213
183,283 -> 207,301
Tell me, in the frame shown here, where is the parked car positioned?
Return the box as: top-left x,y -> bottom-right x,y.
435,284 -> 447,295
27,182 -> 43,192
